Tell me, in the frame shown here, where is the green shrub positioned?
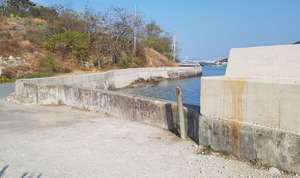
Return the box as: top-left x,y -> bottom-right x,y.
23,73 -> 52,79
0,76 -> 15,84
15,16 -> 27,24
44,55 -> 55,72
37,25 -> 46,31
28,34 -> 47,44
44,31 -> 90,62
118,57 -> 132,69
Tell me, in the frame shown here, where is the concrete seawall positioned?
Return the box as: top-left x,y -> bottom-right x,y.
8,67 -> 201,143
201,44 -> 300,173
8,46 -> 300,174
14,67 -> 201,94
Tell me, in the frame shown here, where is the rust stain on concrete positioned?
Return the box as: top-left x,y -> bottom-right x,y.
222,77 -> 248,158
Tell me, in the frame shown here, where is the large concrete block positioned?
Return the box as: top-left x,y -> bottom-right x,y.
220,77 -> 248,123
280,81 -> 300,132
199,115 -> 300,173
201,76 -> 287,129
200,77 -> 223,116
201,45 -> 300,130
200,44 -> 300,173
226,45 -> 300,78
243,78 -> 281,128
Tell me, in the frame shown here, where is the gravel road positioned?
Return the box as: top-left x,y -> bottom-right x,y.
0,83 -> 297,178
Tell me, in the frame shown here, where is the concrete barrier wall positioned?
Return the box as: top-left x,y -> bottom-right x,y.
16,82 -> 200,143
226,44 -> 300,78
201,77 -> 300,132
199,115 -> 300,173
11,67 -> 201,144
200,44 -> 300,173
13,55 -> 300,174
15,67 -> 201,92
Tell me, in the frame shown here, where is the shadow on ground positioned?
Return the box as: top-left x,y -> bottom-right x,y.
165,103 -> 201,145
0,165 -> 42,178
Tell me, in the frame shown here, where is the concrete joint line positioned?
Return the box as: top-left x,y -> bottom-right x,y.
279,84 -> 283,129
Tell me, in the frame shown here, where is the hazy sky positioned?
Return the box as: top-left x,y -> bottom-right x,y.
31,0 -> 300,60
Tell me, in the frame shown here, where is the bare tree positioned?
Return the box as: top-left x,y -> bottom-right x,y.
83,6 -> 101,42
104,6 -> 145,62
0,0 -> 8,14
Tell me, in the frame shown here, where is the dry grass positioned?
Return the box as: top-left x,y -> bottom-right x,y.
0,39 -> 22,57
0,16 -> 18,28
30,18 -> 48,26
2,66 -> 21,78
140,47 -> 178,67
0,14 -> 179,79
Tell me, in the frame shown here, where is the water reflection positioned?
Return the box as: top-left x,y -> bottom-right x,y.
117,66 -> 226,106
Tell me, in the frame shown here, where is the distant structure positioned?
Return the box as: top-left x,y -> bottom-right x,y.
200,57 -> 228,67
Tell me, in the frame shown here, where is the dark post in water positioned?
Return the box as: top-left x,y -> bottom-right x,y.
176,87 -> 186,139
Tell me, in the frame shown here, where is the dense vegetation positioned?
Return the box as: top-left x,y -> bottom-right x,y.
0,0 -> 179,82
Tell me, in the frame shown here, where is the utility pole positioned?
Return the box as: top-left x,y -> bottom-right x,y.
133,4 -> 137,53
173,31 -> 176,61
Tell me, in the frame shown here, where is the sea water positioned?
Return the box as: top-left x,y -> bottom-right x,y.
117,66 -> 226,106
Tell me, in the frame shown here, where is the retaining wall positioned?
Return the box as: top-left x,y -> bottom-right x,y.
200,44 -> 300,173
15,67 -> 201,94
9,67 -> 201,143
14,83 -> 200,143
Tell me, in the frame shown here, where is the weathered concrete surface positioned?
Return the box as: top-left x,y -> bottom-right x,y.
8,83 -> 201,144
8,67 -> 202,143
200,44 -> 300,174
2,88 -> 294,178
201,77 -> 300,132
199,116 -> 300,173
14,67 -> 202,93
79,67 -> 202,90
226,44 -> 300,78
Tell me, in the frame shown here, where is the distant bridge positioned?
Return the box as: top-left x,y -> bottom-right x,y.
178,63 -> 202,67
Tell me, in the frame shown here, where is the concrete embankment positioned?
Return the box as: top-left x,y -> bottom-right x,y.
7,67 -> 202,143
10,46 -> 300,175
201,44 -> 300,174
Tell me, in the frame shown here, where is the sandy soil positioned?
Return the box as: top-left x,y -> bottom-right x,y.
0,97 -> 297,178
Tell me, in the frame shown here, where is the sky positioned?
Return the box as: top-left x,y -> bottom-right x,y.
30,0 -> 300,60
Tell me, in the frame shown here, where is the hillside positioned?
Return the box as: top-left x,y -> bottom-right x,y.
0,3 -> 178,80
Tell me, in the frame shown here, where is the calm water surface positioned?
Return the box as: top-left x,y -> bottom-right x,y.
117,66 -> 226,106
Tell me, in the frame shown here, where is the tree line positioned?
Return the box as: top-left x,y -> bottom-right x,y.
0,0 -> 179,69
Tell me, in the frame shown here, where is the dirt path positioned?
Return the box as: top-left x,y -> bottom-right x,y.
0,89 -> 297,177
